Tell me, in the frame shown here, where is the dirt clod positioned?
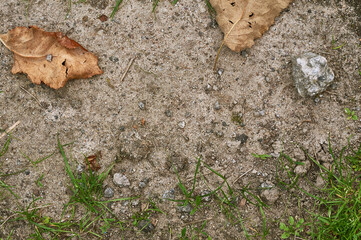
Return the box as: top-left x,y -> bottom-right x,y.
261,188 -> 280,204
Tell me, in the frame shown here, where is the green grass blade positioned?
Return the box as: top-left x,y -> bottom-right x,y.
110,0 -> 124,19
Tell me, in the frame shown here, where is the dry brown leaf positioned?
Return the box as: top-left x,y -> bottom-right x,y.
0,26 -> 103,89
84,151 -> 102,172
210,0 -> 293,52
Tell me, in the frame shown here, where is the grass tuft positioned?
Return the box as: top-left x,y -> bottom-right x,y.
170,157 -> 267,239
274,136 -> 361,239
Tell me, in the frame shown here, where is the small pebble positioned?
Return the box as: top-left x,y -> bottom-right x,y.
104,187 -> 114,198
137,219 -> 155,232
132,199 -> 140,207
214,101 -> 221,110
215,131 -> 224,138
162,189 -> 175,200
200,190 -> 212,202
138,102 -> 145,110
217,68 -> 224,76
77,164 -> 84,174
113,173 -> 130,187
254,110 -> 265,117
235,134 -> 248,145
139,179 -> 148,188
178,121 -> 186,129
177,203 -> 193,213
109,56 -> 119,63
46,54 -> 53,62
165,110 -> 173,117
205,83 -> 212,92
260,182 -> 273,189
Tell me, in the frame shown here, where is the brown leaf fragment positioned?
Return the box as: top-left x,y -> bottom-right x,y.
84,151 -> 102,172
0,26 -> 103,89
210,0 -> 293,52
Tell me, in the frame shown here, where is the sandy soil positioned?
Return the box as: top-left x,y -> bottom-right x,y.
0,0 -> 360,239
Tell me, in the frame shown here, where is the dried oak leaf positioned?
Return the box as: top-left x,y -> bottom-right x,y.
0,26 -> 103,89
84,151 -> 102,172
210,0 -> 293,52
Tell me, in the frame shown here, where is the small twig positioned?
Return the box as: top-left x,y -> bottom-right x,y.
248,226 -> 257,233
0,121 -> 21,140
297,119 -> 312,127
120,56 -> 136,82
233,168 -> 253,184
181,217 -> 213,227
324,90 -> 338,96
19,86 -> 44,108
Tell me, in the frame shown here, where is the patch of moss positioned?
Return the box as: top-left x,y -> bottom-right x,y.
231,112 -> 243,125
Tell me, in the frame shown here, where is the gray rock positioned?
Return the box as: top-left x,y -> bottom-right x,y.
162,189 -> 175,200
139,178 -> 149,188
185,112 -> 192,118
214,101 -> 221,110
177,203 -> 193,213
104,187 -> 114,198
261,188 -> 280,204
254,110 -> 265,117
46,54 -> 53,62
109,56 -> 119,63
200,190 -> 212,202
165,110 -> 173,117
138,102 -> 145,110
113,173 -> 130,187
215,131 -> 224,138
77,164 -> 84,174
178,121 -> 186,129
132,199 -> 140,207
137,219 -> 154,232
292,52 -> 334,97
235,134 -> 248,145
260,182 -> 273,189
